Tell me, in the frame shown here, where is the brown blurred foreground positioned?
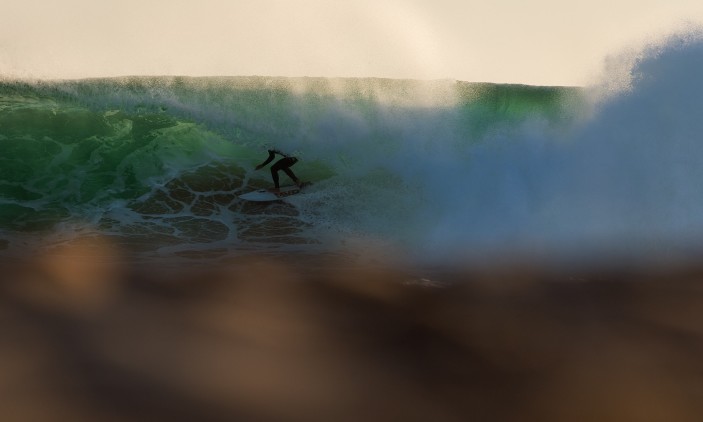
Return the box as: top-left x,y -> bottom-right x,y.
3,236 -> 703,421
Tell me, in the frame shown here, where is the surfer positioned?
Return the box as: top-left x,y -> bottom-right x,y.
255,149 -> 302,191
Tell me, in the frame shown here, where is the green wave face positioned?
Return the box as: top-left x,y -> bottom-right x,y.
0,94 -> 241,230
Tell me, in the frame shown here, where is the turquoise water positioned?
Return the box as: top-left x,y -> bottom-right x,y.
2,36 -> 703,263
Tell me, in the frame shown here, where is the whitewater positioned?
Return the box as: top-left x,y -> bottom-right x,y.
1,35 -> 703,266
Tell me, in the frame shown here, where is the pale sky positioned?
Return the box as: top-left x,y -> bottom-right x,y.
2,0 -> 703,86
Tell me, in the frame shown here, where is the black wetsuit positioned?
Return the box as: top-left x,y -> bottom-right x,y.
258,149 -> 299,189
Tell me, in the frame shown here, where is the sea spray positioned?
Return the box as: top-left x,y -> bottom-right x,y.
414,32 -> 703,264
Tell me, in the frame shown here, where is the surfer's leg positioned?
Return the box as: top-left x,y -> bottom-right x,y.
282,167 -> 299,184
270,167 -> 280,189
272,158 -> 299,186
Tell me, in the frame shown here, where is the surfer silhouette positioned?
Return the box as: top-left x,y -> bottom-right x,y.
255,149 -> 301,191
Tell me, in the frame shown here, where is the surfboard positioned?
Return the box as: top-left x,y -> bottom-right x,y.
238,182 -> 311,202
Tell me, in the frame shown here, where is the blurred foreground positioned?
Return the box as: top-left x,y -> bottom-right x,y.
2,235 -> 703,421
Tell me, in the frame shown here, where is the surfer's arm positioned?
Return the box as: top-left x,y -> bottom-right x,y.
255,150 -> 276,170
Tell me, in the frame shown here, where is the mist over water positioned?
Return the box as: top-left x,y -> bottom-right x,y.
1,33 -> 703,266
425,33 -> 703,263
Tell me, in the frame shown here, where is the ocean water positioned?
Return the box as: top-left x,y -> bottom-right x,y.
2,35 -> 703,266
